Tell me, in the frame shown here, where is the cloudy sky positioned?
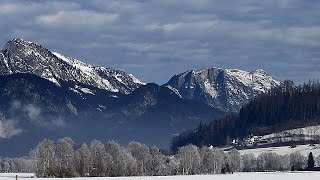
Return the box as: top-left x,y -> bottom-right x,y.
0,0 -> 319,84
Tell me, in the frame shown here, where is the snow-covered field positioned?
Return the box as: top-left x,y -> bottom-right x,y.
2,172 -> 320,180
238,144 -> 320,157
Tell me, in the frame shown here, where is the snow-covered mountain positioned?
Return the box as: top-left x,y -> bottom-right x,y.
0,73 -> 225,156
164,67 -> 281,112
0,38 -> 144,94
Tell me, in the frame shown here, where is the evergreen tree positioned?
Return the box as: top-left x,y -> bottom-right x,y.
307,152 -> 315,169
171,79 -> 320,151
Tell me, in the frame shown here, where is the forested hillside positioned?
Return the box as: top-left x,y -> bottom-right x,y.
171,80 -> 320,151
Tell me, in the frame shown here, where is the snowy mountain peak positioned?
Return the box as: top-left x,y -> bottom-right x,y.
252,68 -> 267,74
0,38 -> 143,94
165,67 -> 281,112
8,37 -> 32,45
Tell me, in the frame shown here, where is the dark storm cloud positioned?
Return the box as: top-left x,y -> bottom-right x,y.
0,0 -> 320,84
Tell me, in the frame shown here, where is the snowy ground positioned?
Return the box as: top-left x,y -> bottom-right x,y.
238,144 -> 320,157
263,125 -> 320,139
2,172 -> 320,180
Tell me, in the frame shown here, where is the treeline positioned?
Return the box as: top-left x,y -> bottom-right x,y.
2,137 -> 241,177
2,137 -> 320,177
241,151 -> 319,171
171,80 -> 320,151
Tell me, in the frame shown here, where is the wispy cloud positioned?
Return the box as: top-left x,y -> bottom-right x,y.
0,113 -> 22,138
36,10 -> 118,30
8,101 -> 67,133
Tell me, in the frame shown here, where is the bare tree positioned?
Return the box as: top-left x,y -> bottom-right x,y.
56,137 -> 76,177
127,141 -> 152,176
74,143 -> 91,177
200,147 -> 224,174
177,144 -> 200,175
316,154 -> 320,167
241,153 -> 257,172
106,141 -> 137,176
257,152 -> 290,171
32,139 -> 56,177
290,152 -> 306,170
228,149 -> 241,173
89,140 -> 112,177
3,159 -> 10,173
149,146 -> 167,176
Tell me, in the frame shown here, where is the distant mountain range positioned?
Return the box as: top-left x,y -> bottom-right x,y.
165,68 -> 280,112
0,38 -> 280,156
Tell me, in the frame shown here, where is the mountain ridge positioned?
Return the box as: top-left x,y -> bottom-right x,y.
164,67 -> 281,112
0,38 -> 144,94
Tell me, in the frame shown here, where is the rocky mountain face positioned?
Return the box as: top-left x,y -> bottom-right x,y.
0,73 -> 225,156
164,68 -> 281,112
0,38 -> 143,94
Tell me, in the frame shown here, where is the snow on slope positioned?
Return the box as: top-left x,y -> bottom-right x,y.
165,67 -> 280,112
3,172 -> 320,180
0,38 -> 144,94
238,144 -> 320,157
236,125 -> 320,157
52,52 -> 118,92
261,125 -> 320,142
52,52 -> 146,93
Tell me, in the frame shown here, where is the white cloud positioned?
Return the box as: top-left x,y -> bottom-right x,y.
36,10 -> 118,30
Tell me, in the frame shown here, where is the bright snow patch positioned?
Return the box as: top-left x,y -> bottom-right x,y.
109,95 -> 119,98
203,79 -> 218,98
129,74 -> 145,85
166,85 -> 182,98
262,125 -> 320,141
238,144 -> 320,157
73,85 -> 95,95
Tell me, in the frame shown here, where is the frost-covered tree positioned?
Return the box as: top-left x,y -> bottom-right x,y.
228,149 -> 241,172
177,144 -> 200,175
241,153 -> 257,172
122,149 -> 138,176
74,143 -> 91,177
200,147 -> 224,174
127,141 -> 152,176
56,137 -> 76,177
290,152 -> 306,170
0,158 -> 2,172
106,141 -> 126,176
149,146 -> 167,176
89,140 -> 112,177
157,159 -> 176,176
316,155 -> 320,167
3,159 -> 10,173
11,157 -> 34,173
256,152 -> 290,171
106,141 -> 137,176
0,157 -> 34,173
279,155 -> 290,171
32,139 -> 56,177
